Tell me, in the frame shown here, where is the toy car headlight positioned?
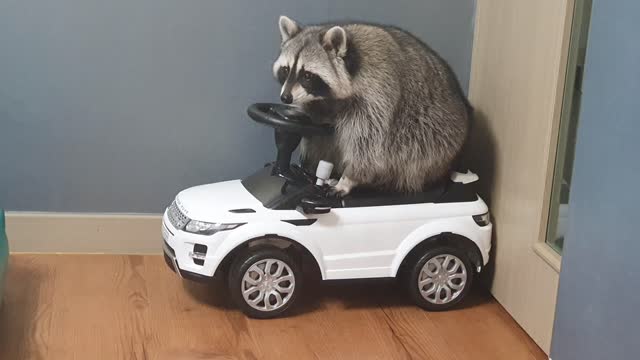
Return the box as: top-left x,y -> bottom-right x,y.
184,220 -> 244,235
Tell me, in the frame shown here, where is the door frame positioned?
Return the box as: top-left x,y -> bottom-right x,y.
467,0 -> 577,353
539,0 -> 591,265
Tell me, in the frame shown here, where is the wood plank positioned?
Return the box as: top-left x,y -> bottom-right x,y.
0,255 -> 546,360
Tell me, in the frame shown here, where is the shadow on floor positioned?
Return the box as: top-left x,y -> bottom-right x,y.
182,270 -> 493,317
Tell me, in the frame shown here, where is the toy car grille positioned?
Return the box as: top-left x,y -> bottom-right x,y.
167,200 -> 189,230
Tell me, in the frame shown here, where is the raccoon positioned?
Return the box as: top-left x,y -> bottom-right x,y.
273,16 -> 471,195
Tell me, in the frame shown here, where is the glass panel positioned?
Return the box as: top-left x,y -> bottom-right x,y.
546,0 -> 592,254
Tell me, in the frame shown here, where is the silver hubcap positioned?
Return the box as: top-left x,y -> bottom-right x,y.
418,254 -> 467,305
241,258 -> 295,312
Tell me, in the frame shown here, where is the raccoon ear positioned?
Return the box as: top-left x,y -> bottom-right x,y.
279,15 -> 301,43
322,26 -> 348,58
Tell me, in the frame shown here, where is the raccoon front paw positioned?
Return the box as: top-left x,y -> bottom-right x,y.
326,178 -> 339,187
328,176 -> 356,197
327,186 -> 348,198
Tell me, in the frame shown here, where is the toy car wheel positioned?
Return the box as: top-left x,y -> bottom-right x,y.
228,245 -> 301,319
407,246 -> 473,311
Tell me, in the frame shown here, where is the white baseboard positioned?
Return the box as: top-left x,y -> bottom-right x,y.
5,212 -> 163,254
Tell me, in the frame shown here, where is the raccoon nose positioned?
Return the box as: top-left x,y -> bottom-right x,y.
281,93 -> 293,104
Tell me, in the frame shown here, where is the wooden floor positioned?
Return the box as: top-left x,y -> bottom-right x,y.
0,255 -> 546,360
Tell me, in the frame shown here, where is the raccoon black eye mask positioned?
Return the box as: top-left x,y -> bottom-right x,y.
277,66 -> 289,85
277,63 -> 331,103
273,15 -> 472,195
299,69 -> 331,97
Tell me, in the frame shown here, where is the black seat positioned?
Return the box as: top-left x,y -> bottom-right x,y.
340,181 -> 476,208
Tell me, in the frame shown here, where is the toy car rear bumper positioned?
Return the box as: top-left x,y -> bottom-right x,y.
479,223 -> 492,267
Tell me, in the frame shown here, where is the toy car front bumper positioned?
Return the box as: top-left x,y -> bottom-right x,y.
163,248 -> 213,283
162,211 -> 219,283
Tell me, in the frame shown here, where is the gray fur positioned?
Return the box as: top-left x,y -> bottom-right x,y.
273,16 -> 471,193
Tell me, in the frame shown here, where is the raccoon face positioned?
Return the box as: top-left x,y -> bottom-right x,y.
273,16 -> 354,106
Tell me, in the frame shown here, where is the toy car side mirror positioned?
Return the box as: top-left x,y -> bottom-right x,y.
297,196 -> 331,215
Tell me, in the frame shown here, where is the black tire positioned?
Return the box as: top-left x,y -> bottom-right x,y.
406,246 -> 474,311
228,245 -> 301,319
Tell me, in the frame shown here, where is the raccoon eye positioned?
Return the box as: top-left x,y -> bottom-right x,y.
277,66 -> 290,84
300,71 -> 315,85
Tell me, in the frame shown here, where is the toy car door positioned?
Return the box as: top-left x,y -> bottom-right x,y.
306,202 -> 431,280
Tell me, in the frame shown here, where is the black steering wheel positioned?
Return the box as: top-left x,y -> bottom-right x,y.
247,103 -> 333,136
246,103 -> 333,184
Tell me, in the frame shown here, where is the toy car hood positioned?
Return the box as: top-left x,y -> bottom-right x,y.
175,180 -> 264,223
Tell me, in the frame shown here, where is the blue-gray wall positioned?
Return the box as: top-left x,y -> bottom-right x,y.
551,1 -> 640,359
0,0 -> 475,213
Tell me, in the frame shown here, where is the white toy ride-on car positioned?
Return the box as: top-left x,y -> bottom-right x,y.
162,103 -> 492,318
